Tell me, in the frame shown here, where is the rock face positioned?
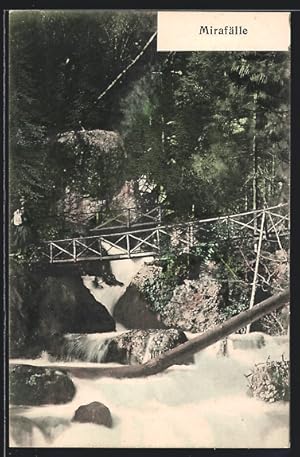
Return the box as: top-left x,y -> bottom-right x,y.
116,261 -> 222,334
9,365 -> 76,406
36,274 -> 115,337
9,262 -> 115,358
104,329 -> 192,365
56,129 -> 125,229
161,274 -> 222,333
113,285 -> 166,330
113,263 -> 166,330
72,401 -> 113,428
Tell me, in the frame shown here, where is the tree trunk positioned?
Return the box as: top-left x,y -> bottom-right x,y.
252,92 -> 258,234
96,31 -> 157,103
14,289 -> 289,380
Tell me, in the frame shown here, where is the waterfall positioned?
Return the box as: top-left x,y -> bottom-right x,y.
82,241 -> 153,327
55,331 -> 127,363
10,241 -> 290,448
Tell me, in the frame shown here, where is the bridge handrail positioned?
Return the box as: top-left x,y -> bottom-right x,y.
44,203 -> 288,244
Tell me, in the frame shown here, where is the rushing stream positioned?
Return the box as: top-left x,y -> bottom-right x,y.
9,254 -> 290,448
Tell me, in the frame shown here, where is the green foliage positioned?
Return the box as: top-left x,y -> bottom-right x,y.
9,11 -> 156,246
142,274 -> 177,314
9,11 -> 290,289
246,357 -> 290,402
142,252 -> 190,313
122,51 -> 289,217
219,284 -> 250,321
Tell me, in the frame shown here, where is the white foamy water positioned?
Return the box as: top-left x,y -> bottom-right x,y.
10,332 -> 290,448
82,241 -> 153,324
9,254 -> 290,447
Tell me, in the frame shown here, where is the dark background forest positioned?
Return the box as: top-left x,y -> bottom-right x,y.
7,9 -> 291,369
9,10 -> 290,243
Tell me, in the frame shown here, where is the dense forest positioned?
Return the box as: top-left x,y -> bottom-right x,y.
9,11 -> 290,340
9,11 -> 289,242
8,13 -> 290,448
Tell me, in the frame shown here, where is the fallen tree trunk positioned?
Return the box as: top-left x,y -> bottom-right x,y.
10,289 -> 289,380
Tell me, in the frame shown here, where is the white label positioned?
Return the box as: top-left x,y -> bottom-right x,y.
157,12 -> 290,51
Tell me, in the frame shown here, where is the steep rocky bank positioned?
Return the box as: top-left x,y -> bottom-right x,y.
9,262 -> 115,358
113,261 -> 222,333
113,285 -> 165,330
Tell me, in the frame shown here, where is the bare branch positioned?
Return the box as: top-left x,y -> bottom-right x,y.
95,31 -> 157,103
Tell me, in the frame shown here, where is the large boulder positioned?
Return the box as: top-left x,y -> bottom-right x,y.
56,129 -> 125,228
104,329 -> 193,365
35,274 -> 115,337
113,263 -> 166,330
9,365 -> 76,406
118,261 -> 222,334
9,262 -> 42,358
161,274 -> 222,333
9,262 -> 116,358
72,401 -> 113,428
113,285 -> 166,330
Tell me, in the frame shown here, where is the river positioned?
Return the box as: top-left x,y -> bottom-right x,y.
9,253 -> 290,448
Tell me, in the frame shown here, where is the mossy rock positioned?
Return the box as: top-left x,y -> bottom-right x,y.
104,329 -> 193,365
9,364 -> 76,406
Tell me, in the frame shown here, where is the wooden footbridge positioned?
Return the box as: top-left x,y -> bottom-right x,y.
43,204 -> 289,264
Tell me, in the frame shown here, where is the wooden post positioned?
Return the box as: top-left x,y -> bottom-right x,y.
267,211 -> 283,250
127,209 -> 131,228
50,243 -> 53,263
126,234 -> 131,258
99,237 -> 103,259
156,228 -> 161,253
246,210 -> 266,333
190,223 -> 194,247
73,239 -> 76,262
227,216 -> 230,240
158,206 -> 162,225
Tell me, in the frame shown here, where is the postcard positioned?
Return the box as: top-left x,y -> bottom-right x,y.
7,9 -> 290,449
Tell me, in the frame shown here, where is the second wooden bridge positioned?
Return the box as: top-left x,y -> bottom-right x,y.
43,204 -> 289,264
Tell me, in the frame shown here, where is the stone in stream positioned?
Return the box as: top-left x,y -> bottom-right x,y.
103,328 -> 194,365
72,401 -> 113,428
9,365 -> 76,406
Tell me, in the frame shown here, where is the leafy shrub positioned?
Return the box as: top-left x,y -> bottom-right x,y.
246,357 -> 290,402
142,270 -> 178,314
141,250 -> 189,313
259,308 -> 290,336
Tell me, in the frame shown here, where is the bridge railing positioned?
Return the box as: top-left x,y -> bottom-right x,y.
43,204 -> 289,264
89,206 -> 163,232
45,227 -> 163,263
